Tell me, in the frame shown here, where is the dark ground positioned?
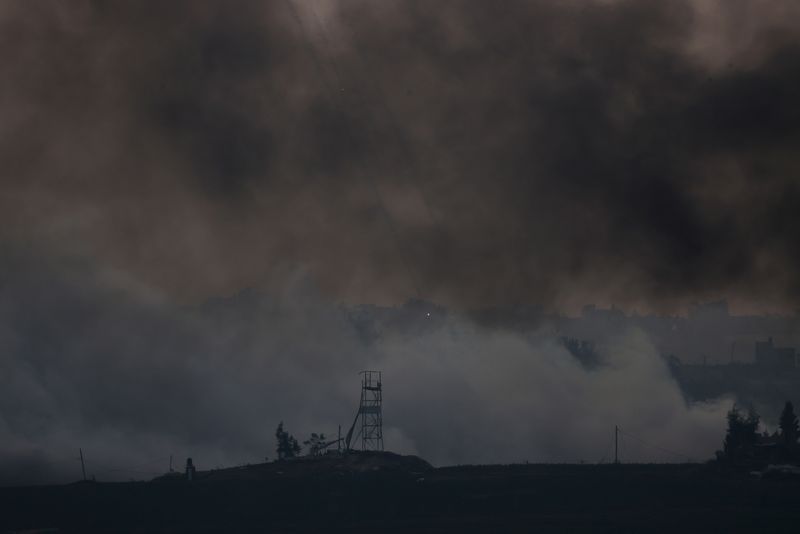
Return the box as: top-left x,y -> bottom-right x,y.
2,453 -> 800,533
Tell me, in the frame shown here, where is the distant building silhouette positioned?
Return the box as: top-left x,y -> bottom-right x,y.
581,304 -> 625,321
688,300 -> 730,321
755,337 -> 797,368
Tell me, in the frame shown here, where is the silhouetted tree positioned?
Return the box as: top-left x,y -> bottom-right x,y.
303,433 -> 327,456
275,422 -> 301,460
723,406 -> 759,460
779,401 -> 799,448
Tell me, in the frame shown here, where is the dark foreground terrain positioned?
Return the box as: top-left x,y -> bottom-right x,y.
3,453 -> 800,533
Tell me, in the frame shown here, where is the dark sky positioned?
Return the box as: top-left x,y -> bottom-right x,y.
1,0 -> 799,484
2,0 -> 799,314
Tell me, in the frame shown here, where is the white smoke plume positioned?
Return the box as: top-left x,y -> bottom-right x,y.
0,256 -> 731,485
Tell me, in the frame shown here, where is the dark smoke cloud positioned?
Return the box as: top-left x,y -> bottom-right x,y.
1,0 -> 799,311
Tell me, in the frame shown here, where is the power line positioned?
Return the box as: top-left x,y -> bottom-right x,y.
77,452 -> 173,478
618,428 -> 695,462
596,431 -> 614,464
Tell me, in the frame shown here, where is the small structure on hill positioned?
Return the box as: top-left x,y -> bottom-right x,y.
755,337 -> 797,368
344,370 -> 384,452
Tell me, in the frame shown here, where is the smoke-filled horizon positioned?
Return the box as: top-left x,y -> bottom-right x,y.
1,0 -> 799,484
0,254 -> 732,485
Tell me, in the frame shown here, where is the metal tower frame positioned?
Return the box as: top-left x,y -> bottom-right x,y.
358,370 -> 383,451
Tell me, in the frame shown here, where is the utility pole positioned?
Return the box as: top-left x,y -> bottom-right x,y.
79,448 -> 87,481
338,425 -> 342,454
614,426 -> 619,464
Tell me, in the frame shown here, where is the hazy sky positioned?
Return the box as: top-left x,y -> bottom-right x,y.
1,1 -> 799,484
0,265 -> 731,484
1,0 -> 799,313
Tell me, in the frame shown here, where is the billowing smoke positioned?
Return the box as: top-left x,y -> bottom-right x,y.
0,0 -> 799,312
0,253 -> 729,485
2,0 -> 796,485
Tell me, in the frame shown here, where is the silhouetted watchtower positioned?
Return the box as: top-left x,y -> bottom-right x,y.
359,370 -> 384,451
